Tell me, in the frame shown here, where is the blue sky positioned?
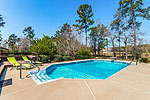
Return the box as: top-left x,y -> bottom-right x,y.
0,0 -> 150,42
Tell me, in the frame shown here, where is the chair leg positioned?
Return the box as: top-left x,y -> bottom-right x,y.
16,66 -> 19,70
10,67 -> 14,71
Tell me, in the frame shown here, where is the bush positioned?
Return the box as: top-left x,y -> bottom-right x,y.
76,48 -> 92,59
102,57 -> 107,59
53,55 -> 62,62
139,57 -> 149,63
39,55 -> 49,63
1,49 -> 9,53
96,57 -> 108,59
97,57 -> 102,59
76,55 -> 84,59
63,56 -> 71,61
31,35 -> 57,58
21,50 -> 31,53
10,50 -> 19,53
60,53 -> 66,56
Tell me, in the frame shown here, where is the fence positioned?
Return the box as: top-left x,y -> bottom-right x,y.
94,52 -> 134,60
0,51 -> 38,61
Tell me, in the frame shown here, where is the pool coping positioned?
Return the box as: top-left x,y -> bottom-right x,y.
29,59 -> 131,85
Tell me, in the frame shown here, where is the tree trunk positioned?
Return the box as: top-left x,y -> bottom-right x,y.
94,39 -> 96,56
133,17 -> 136,60
113,45 -> 115,57
131,0 -> 136,60
102,44 -> 103,56
97,39 -> 100,55
107,45 -> 108,54
98,47 -> 100,55
125,42 -> 128,59
70,51 -> 75,60
102,44 -> 104,56
85,27 -> 87,48
112,41 -> 115,57
119,35 -> 121,58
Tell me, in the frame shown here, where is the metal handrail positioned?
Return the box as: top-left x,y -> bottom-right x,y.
129,59 -> 134,64
20,61 -> 40,79
129,59 -> 138,65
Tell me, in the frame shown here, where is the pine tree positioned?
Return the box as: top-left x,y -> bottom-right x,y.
74,4 -> 94,48
8,34 -> 18,51
89,26 -> 98,56
0,14 -> 5,46
119,0 -> 150,60
0,14 -> 5,28
23,26 -> 35,47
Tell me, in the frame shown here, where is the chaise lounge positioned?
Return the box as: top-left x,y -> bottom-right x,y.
7,57 -> 33,70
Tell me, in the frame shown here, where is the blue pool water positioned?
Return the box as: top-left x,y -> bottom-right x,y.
31,60 -> 130,84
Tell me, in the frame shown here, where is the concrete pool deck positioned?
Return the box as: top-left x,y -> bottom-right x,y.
0,60 -> 150,100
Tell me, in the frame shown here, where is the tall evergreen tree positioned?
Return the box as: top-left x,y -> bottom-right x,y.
110,13 -> 122,58
119,0 -> 150,60
0,14 -> 5,28
0,14 -> 5,46
74,4 -> 94,47
97,24 -> 108,55
107,29 -> 117,57
89,26 -> 98,56
0,34 -> 2,46
104,38 -> 109,53
8,34 -> 18,51
23,26 -> 35,47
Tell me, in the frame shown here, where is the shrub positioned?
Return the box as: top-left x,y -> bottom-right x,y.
31,35 -> 57,58
53,55 -> 62,62
60,53 -> 66,56
21,50 -> 31,53
139,57 -> 149,63
62,56 -> 71,61
76,48 -> 92,59
96,57 -> 108,59
1,49 -> 9,53
97,57 -> 102,59
10,50 -> 19,53
39,55 -> 49,63
102,57 -> 107,59
76,55 -> 84,59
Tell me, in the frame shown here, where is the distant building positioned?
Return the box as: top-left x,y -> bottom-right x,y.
103,48 -> 112,53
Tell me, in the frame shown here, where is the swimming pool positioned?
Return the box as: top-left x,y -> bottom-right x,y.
30,60 -> 130,85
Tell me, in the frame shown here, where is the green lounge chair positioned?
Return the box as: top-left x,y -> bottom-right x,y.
7,57 -> 32,70
22,56 -> 42,65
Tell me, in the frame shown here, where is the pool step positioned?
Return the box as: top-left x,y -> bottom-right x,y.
32,73 -> 52,85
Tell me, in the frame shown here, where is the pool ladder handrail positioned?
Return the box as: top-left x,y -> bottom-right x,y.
129,57 -> 138,65
20,61 -> 40,79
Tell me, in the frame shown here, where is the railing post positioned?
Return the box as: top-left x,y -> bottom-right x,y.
20,61 -> 40,79
136,60 -> 138,65
20,63 -> 22,79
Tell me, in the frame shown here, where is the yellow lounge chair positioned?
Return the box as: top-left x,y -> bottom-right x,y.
22,56 -> 42,65
7,57 -> 32,70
